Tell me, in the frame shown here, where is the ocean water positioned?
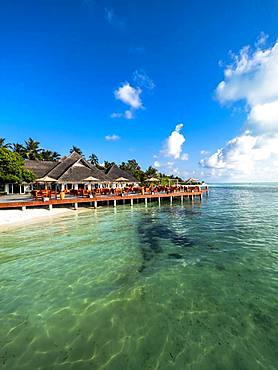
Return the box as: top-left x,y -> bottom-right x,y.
1,185 -> 278,370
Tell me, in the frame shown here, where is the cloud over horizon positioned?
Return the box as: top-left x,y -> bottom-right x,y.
152,123 -> 189,178
201,36 -> 278,181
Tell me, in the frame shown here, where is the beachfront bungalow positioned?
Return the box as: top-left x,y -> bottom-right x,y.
106,164 -> 139,188
2,151 -> 139,194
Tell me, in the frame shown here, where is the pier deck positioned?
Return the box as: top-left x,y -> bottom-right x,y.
0,189 -> 208,210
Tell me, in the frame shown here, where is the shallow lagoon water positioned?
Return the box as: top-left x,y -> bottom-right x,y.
1,186 -> 278,369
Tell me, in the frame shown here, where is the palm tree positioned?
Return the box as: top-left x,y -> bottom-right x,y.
40,150 -> 61,161
103,160 -> 116,170
13,143 -> 25,157
70,146 -> 83,156
0,137 -> 12,149
89,153 -> 99,166
23,138 -> 42,160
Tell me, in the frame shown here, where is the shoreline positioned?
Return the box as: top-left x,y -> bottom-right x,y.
0,207 -> 82,230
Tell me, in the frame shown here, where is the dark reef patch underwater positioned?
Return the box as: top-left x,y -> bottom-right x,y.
1,185 -> 278,369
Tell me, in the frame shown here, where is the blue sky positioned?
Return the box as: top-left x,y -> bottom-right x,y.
1,0 -> 278,181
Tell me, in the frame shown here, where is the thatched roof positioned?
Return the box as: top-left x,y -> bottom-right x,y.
24,160 -> 57,178
47,151 -> 82,179
106,164 -> 138,183
24,151 -> 111,183
185,177 -> 201,184
59,160 -> 110,183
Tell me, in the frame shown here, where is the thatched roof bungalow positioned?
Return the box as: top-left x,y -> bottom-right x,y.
106,164 -> 139,186
3,152 -> 138,194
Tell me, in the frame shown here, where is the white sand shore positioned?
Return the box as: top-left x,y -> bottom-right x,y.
0,208 -> 77,228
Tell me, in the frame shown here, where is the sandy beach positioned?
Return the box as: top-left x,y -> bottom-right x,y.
0,207 -> 77,229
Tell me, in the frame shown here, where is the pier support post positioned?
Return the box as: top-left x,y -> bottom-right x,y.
170,196 -> 173,205
145,198 -> 148,207
123,199 -> 125,205
49,204 -> 53,211
114,200 -> 117,207
130,198 -> 133,206
22,206 -> 26,211
74,202 -> 78,210
107,200 -> 110,206
94,201 -> 97,209
181,195 -> 183,204
158,197 -> 161,207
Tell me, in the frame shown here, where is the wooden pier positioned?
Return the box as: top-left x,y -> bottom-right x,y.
0,189 -> 208,211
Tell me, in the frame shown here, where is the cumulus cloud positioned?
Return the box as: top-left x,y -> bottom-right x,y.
115,83 -> 142,109
151,124 -> 189,178
202,36 -> 278,181
164,123 -> 186,159
112,83 -> 143,119
112,72 -> 155,120
105,134 -> 120,141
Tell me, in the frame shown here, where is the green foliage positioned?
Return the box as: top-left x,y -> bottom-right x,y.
103,160 -> 116,170
0,138 -> 12,149
70,146 -> 83,156
40,150 -> 61,161
89,153 -> 99,166
3,136 -> 186,184
23,138 -> 42,160
12,139 -> 60,161
0,148 -> 35,184
119,159 -> 145,181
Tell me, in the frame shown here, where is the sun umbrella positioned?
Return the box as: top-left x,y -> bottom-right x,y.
83,176 -> 100,182
36,176 -> 58,182
36,176 -> 58,190
146,177 -> 160,182
115,177 -> 129,182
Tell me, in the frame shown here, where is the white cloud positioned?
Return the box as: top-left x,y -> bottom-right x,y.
112,82 -> 143,120
112,71 -> 155,119
216,40 -> 278,106
164,123 -> 186,159
111,110 -> 134,120
114,83 -> 142,109
151,123 -> 190,178
105,134 -> 120,141
202,36 -> 278,181
124,110 -> 133,119
248,101 -> 278,131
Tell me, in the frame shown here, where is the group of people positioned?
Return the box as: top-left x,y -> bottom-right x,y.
31,184 -> 204,200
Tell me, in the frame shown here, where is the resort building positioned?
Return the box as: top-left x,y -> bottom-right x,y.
106,164 -> 139,188
2,151 -> 139,194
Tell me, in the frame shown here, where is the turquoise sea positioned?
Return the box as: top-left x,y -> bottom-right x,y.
1,185 -> 278,370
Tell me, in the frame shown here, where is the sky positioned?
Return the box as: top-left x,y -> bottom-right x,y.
1,0 -> 278,182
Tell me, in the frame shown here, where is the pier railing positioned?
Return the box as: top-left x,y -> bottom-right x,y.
0,188 -> 208,211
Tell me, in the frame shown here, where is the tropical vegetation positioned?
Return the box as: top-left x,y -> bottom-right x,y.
0,137 -> 183,184
0,148 -> 35,184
